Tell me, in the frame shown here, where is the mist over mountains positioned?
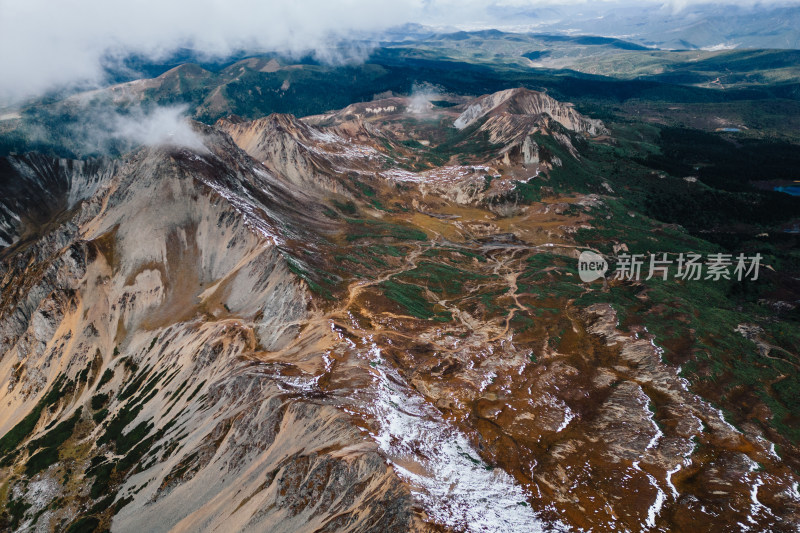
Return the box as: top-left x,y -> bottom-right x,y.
2,0 -> 800,105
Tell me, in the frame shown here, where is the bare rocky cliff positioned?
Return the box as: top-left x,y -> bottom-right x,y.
0,155 -> 115,248
453,88 -> 607,136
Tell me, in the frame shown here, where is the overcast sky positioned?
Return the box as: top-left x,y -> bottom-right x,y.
1,0 -> 798,104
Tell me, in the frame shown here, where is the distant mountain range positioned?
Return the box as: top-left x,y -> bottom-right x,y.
388,3 -> 800,50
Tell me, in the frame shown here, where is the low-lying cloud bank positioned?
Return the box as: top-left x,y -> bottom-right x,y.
0,0 -> 417,104
1,0 -> 799,104
15,103 -> 205,156
106,105 -> 206,152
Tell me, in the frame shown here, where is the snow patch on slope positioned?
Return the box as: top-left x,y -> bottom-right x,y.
356,338 -> 563,533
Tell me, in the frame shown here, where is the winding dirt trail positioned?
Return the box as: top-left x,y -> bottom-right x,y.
334,242 -> 429,315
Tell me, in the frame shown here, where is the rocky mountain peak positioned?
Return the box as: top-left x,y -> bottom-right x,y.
454,87 -> 607,136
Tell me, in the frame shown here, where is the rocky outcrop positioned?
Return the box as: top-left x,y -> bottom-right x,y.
304,97 -> 410,125
454,88 -> 606,136
218,114 -> 378,197
0,154 -> 116,248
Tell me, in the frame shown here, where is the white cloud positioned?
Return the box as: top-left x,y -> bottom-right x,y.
1,0 -> 799,104
407,83 -> 442,114
108,105 -> 206,151
0,0 -> 424,104
17,102 -> 205,155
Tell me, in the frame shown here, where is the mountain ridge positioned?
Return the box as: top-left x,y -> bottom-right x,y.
1,88 -> 799,532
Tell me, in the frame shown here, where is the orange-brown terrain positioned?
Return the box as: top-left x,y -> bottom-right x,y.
0,88 -> 798,532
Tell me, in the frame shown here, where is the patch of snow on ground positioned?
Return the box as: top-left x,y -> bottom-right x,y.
478,371 -> 496,392
633,461 -> 667,529
200,178 -> 284,247
788,482 -> 800,502
357,340 -> 564,533
556,404 -> 575,433
382,165 -> 492,185
636,387 -> 663,451
665,464 -> 681,499
309,129 -> 339,144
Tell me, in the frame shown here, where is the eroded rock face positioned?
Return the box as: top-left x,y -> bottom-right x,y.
217,113 -> 394,199
453,88 -> 607,136
0,154 -> 116,247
